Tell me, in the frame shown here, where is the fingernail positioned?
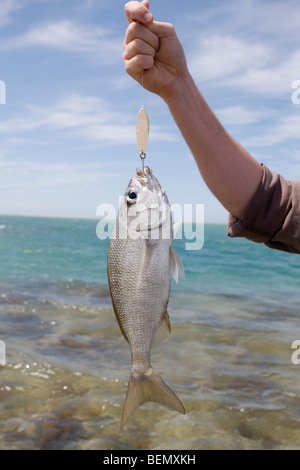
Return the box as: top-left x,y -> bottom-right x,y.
143,12 -> 152,22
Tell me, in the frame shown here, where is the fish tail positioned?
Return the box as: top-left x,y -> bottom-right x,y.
120,367 -> 185,430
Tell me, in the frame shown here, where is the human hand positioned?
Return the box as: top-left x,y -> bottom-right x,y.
123,1 -> 189,101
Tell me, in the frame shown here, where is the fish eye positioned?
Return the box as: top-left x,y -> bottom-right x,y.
127,191 -> 137,204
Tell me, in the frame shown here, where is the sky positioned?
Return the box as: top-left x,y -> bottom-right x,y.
0,0 -> 300,222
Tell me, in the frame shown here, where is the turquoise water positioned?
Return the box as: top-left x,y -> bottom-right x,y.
0,215 -> 300,449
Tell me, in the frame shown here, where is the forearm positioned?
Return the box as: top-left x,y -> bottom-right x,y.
164,72 -> 263,218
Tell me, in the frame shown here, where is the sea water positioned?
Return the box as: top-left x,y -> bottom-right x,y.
0,215 -> 300,450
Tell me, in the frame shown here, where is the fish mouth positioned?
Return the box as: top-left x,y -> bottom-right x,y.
132,167 -> 151,185
136,166 -> 150,175
129,166 -> 163,194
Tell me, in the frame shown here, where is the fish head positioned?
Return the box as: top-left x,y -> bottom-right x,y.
126,166 -> 166,204
122,166 -> 171,235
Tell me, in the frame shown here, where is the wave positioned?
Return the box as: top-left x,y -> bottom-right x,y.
0,278 -> 111,308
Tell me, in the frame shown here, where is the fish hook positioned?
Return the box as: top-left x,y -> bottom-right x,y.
139,151 -> 146,171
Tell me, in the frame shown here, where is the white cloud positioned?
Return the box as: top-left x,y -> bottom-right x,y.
230,0 -> 300,40
0,156 -> 123,187
189,35 -> 270,83
261,114 -> 300,146
225,50 -> 300,95
110,75 -> 136,91
214,106 -> 268,126
0,0 -> 20,27
186,0 -> 300,97
189,33 -> 300,96
0,94 -> 176,146
0,20 -> 122,63
186,0 -> 300,42
241,113 -> 300,149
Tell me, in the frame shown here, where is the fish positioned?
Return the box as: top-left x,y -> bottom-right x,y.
107,166 -> 186,430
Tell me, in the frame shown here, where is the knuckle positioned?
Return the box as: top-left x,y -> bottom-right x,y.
136,54 -> 153,69
124,53 -> 153,77
122,44 -> 128,60
165,23 -> 176,36
123,39 -> 141,60
133,54 -> 143,67
124,22 -> 136,44
124,60 -> 133,75
128,20 -> 138,34
131,38 -> 142,52
164,22 -> 175,36
146,56 -> 154,69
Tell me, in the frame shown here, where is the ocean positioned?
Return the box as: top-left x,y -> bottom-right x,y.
0,215 -> 300,450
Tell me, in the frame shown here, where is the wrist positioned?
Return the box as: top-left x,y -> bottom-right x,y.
161,69 -> 195,105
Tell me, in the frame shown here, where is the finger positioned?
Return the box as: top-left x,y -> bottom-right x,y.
124,1 -> 153,25
124,21 -> 159,51
124,54 -> 154,79
123,38 -> 155,61
147,20 -> 176,39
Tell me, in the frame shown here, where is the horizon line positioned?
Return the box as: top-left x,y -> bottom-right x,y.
0,213 -> 228,225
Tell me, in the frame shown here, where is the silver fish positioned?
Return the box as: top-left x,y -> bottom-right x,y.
107,166 -> 186,429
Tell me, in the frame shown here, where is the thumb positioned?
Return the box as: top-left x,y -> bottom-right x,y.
125,1 -> 153,25
147,20 -> 176,38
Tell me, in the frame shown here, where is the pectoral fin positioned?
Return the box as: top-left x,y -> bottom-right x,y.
173,218 -> 183,238
170,246 -> 185,283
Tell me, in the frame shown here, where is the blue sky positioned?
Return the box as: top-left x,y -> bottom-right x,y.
0,0 -> 300,222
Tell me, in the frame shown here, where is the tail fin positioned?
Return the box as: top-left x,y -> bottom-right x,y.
120,367 -> 185,430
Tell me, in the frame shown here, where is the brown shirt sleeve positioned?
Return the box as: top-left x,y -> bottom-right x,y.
227,165 -> 300,254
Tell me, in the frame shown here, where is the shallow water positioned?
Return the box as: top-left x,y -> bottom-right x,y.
0,216 -> 300,450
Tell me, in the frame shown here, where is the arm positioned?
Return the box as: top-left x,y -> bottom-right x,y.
162,73 -> 263,219
123,1 -> 263,218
